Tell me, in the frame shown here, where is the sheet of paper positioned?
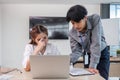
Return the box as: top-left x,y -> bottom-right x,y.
0,74 -> 13,80
109,77 -> 120,80
69,68 -> 94,76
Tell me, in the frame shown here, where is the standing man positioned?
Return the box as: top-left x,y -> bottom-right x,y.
66,5 -> 110,80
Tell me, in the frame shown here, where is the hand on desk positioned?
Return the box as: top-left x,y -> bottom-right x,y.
88,68 -> 99,74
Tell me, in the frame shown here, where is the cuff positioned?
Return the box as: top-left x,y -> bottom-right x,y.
89,62 -> 97,69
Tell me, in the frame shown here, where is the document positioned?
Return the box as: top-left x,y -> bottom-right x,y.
0,74 -> 13,80
109,77 -> 120,80
69,68 -> 94,76
0,67 -> 17,74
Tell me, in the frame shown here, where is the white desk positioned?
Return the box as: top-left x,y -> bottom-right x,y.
5,70 -> 105,80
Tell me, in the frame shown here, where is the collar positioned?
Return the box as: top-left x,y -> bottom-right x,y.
77,20 -> 92,37
87,20 -> 92,29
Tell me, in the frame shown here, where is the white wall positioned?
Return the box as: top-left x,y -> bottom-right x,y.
102,18 -> 120,45
0,7 -> 1,65
1,4 -> 100,68
0,6 -> 2,66
101,19 -> 120,57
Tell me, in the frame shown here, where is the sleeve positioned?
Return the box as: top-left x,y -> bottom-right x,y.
70,35 -> 82,63
22,44 -> 33,68
89,14 -> 102,68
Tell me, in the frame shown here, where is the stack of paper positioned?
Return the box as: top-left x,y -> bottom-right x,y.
0,74 -> 13,80
69,68 -> 94,76
109,77 -> 120,80
0,68 -> 16,74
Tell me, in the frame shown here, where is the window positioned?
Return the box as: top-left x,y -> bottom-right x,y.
110,4 -> 120,18
110,4 -> 120,57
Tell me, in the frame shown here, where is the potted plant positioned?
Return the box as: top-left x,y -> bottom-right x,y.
116,49 -> 120,57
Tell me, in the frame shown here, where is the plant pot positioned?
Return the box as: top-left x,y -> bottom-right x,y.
117,54 -> 120,57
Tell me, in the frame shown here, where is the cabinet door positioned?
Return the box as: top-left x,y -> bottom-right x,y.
109,63 -> 120,77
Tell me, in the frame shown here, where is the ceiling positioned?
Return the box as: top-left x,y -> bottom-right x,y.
0,0 -> 120,4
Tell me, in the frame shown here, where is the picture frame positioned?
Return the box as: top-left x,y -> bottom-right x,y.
29,16 -> 69,39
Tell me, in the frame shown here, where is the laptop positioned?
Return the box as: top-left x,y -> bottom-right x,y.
30,55 -> 70,79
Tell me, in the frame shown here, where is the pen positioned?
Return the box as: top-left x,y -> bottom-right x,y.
15,68 -> 22,74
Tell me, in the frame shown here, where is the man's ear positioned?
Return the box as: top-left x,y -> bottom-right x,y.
84,16 -> 87,21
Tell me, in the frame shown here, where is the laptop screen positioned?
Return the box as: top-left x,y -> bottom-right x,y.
30,55 -> 70,79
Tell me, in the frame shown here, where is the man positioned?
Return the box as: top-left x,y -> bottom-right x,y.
66,5 -> 110,80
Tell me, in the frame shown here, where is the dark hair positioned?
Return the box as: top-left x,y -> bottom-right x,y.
66,5 -> 88,22
29,24 -> 48,45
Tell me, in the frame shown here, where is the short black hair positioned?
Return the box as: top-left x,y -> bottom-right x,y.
66,5 -> 88,22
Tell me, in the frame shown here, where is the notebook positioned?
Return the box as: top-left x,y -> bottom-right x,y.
69,63 -> 94,76
30,55 -> 70,79
0,74 -> 13,80
69,68 -> 94,76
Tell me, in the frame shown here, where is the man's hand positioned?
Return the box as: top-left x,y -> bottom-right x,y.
88,67 -> 99,74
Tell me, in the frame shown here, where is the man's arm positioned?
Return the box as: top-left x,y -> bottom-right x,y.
89,14 -> 102,69
69,35 -> 82,63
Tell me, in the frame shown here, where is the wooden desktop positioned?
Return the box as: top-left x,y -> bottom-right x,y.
0,68 -> 105,80
74,57 -> 120,77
